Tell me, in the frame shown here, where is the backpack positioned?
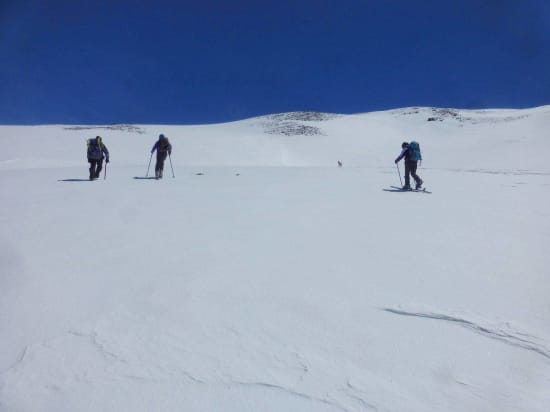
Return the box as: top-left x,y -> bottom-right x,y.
87,138 -> 103,160
408,141 -> 422,161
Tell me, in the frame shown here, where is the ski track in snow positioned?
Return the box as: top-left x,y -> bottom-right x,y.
382,307 -> 550,361
439,168 -> 550,176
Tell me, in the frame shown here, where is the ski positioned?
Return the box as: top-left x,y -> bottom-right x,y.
388,186 -> 432,194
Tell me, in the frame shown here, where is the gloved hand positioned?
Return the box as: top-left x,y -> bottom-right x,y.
394,159 -> 398,164
106,158 -> 110,163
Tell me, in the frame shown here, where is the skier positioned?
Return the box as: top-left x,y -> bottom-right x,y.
151,134 -> 172,179
87,136 -> 109,180
395,141 -> 423,190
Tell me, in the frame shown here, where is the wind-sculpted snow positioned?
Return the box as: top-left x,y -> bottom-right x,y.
0,307 -> 384,412
383,307 -> 550,360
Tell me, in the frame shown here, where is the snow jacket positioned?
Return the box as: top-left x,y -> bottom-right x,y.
151,138 -> 172,156
395,147 -> 412,163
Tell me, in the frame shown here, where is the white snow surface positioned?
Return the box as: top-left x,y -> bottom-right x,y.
1,106 -> 550,411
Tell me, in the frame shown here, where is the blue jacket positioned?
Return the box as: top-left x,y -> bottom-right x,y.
395,147 -> 411,163
151,139 -> 172,155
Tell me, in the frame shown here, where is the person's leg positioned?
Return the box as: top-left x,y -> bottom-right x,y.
95,159 -> 104,178
159,153 -> 167,178
155,154 -> 163,178
154,154 -> 160,178
89,160 -> 95,180
410,162 -> 422,188
404,161 -> 412,188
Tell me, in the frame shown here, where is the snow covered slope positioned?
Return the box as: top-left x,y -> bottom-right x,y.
1,106 -> 549,411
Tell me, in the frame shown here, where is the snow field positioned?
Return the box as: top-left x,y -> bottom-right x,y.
1,106 -> 550,411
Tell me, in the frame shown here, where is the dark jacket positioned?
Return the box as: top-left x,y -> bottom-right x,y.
395,147 -> 412,163
151,138 -> 172,156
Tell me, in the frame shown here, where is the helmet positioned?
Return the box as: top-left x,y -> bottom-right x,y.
159,134 -> 165,139
401,141 -> 409,148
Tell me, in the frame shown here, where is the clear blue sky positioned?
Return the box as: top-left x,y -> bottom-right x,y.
1,0 -> 549,124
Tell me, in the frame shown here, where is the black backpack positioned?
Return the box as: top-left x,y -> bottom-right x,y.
87,138 -> 103,160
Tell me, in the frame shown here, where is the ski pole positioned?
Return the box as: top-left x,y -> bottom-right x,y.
396,163 -> 402,186
146,152 -> 153,177
168,153 -> 175,178
104,161 -> 107,180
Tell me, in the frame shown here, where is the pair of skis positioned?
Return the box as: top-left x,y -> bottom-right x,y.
394,163 -> 431,193
389,185 -> 432,194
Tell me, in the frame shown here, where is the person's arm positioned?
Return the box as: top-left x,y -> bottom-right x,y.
168,143 -> 172,155
151,142 -> 158,154
395,148 -> 407,163
102,144 -> 110,162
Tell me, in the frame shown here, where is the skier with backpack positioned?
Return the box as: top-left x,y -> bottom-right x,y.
395,141 -> 423,190
86,136 -> 109,180
150,134 -> 172,179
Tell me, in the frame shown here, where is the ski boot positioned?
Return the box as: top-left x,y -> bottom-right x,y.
415,179 -> 423,190
402,185 -> 412,191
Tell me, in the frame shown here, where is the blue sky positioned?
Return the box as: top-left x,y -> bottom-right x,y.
1,0 -> 549,124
